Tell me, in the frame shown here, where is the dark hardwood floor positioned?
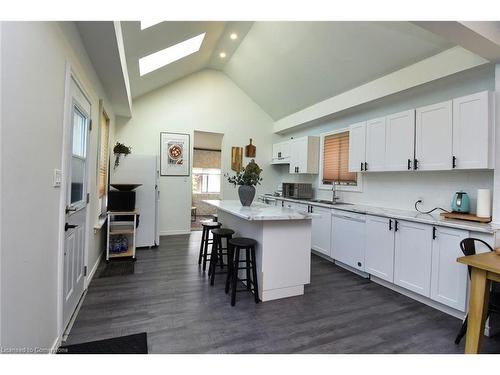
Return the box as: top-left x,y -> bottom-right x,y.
65,232 -> 500,353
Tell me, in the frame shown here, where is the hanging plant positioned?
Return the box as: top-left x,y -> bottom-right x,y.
113,142 -> 132,168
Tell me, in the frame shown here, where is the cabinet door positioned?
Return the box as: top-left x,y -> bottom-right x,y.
365,215 -> 395,282
453,91 -> 491,169
280,141 -> 291,160
415,100 -> 453,171
289,138 -> 307,173
385,110 -> 415,171
365,117 -> 386,171
348,122 -> 366,172
311,206 -> 332,256
272,143 -> 280,160
331,211 -> 366,271
430,226 -> 469,311
394,220 -> 433,297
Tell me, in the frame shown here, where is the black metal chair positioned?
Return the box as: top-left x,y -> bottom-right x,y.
455,237 -> 500,344
198,220 -> 222,271
208,228 -> 235,286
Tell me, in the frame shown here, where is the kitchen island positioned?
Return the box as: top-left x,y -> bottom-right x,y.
204,200 -> 313,301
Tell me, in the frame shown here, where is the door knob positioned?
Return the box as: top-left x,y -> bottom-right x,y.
65,223 -> 78,231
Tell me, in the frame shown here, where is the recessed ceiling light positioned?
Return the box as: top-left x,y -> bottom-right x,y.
140,21 -> 163,30
230,33 -> 238,40
219,52 -> 227,59
139,33 -> 206,76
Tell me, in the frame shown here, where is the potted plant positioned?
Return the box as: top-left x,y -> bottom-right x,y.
226,159 -> 263,206
113,142 -> 132,169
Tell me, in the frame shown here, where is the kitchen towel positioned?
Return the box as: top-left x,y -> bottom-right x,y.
476,189 -> 491,218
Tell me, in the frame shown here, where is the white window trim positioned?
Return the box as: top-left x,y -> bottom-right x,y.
318,127 -> 363,193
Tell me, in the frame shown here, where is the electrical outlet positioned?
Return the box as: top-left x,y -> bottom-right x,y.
53,169 -> 62,187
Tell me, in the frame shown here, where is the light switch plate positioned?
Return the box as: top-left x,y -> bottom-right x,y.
53,169 -> 62,187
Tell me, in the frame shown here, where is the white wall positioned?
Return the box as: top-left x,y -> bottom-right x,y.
273,64 -> 496,213
115,69 -> 280,235
0,22 -> 115,351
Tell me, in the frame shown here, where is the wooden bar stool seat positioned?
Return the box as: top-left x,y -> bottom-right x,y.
208,228 -> 235,285
198,220 -> 222,271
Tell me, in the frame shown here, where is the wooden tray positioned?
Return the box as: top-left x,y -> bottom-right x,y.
440,212 -> 491,223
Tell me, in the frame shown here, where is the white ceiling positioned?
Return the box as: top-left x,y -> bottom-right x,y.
121,21 -> 253,99
223,22 -> 454,120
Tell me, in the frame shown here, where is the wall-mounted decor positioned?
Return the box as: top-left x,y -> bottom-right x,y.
231,146 -> 243,171
245,138 -> 256,158
160,132 -> 190,176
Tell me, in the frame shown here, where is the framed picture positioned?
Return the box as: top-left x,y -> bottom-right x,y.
160,132 -> 190,176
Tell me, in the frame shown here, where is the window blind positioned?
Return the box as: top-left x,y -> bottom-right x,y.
98,110 -> 110,198
322,131 -> 357,184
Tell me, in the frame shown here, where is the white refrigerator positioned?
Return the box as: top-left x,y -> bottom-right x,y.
111,154 -> 160,247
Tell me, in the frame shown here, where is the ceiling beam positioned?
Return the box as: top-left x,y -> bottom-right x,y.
413,21 -> 500,63
273,46 -> 488,134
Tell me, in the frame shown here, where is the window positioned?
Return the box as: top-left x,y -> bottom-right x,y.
193,168 -> 221,194
70,106 -> 88,205
97,106 -> 110,215
321,130 -> 357,187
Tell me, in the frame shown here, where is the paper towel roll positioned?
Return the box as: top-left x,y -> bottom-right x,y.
476,189 -> 491,218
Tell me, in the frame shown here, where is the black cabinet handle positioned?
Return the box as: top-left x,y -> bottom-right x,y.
360,162 -> 364,171
394,220 -> 399,232
278,152 -> 281,158
432,226 -> 437,240
364,162 -> 368,171
389,219 -> 392,231
452,156 -> 457,169
357,262 -> 362,267
407,159 -> 411,170
413,158 -> 419,170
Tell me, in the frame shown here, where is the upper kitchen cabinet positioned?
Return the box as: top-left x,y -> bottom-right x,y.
272,140 -> 291,164
365,117 -> 386,172
289,136 -> 320,174
415,100 -> 453,171
385,110 -> 416,171
452,91 -> 494,170
348,121 -> 366,173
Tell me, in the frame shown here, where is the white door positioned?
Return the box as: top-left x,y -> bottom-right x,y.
415,100 -> 453,171
385,110 -> 415,171
63,78 -> 91,330
331,211 -> 366,271
394,220 -> 433,297
365,117 -> 386,171
365,215 -> 395,282
452,91 -> 491,169
430,226 -> 469,311
348,121 -> 366,172
311,206 -> 332,256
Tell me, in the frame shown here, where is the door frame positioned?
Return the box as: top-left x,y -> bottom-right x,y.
56,61 -> 93,341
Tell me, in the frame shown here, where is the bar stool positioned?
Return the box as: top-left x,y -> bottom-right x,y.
225,237 -> 260,306
208,228 -> 235,286
198,220 -> 222,271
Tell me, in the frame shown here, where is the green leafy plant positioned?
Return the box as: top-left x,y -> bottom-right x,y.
226,159 -> 263,187
113,142 -> 132,168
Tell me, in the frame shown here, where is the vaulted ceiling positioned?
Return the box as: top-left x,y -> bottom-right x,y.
118,21 -> 455,120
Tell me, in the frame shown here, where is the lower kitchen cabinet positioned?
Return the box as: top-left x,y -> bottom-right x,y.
394,220 -> 433,297
365,215 -> 395,282
331,210 -> 366,271
311,206 -> 332,257
430,226 -> 469,311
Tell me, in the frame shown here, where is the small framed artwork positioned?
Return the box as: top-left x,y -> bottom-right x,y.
231,146 -> 243,171
160,132 -> 190,176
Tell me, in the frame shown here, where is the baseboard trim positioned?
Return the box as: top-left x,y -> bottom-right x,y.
160,230 -> 191,236
85,253 -> 101,289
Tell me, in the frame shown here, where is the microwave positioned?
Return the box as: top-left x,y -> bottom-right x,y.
282,183 -> 313,199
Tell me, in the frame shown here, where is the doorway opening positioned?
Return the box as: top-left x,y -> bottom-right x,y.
191,131 -> 223,231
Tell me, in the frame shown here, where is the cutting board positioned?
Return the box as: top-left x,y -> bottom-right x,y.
245,139 -> 256,158
440,212 -> 491,223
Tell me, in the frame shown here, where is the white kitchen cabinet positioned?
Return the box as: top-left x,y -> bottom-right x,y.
331,210 -> 366,271
272,141 -> 291,164
452,91 -> 493,170
348,121 -> 366,173
430,226 -> 469,311
415,100 -> 453,171
310,205 -> 332,257
385,109 -> 415,171
365,215 -> 395,282
289,136 -> 320,174
365,117 -> 386,172
394,219 -> 433,297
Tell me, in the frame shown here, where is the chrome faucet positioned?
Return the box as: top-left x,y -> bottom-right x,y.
332,183 -> 340,203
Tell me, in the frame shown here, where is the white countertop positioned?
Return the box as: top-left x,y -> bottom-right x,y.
261,195 -> 500,234
204,200 -> 314,221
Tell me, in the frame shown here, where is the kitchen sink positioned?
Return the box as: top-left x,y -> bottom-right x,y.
309,199 -> 353,206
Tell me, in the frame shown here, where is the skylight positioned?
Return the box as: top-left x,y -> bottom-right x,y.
139,33 -> 206,76
140,21 -> 163,30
